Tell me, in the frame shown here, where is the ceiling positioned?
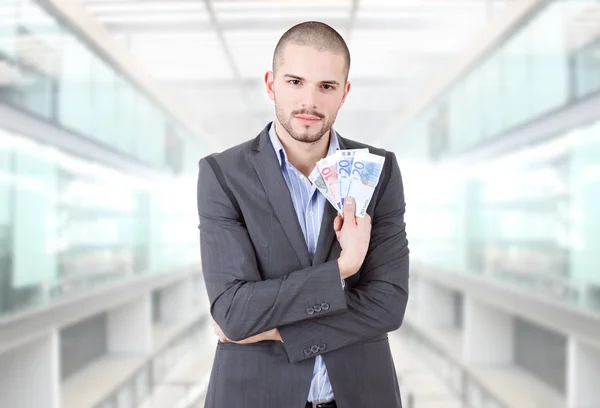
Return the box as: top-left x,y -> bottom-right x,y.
80,0 -> 509,149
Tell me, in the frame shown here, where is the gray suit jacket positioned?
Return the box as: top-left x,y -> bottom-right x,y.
197,123 -> 409,408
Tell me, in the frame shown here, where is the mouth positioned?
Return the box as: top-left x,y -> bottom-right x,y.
294,114 -> 322,124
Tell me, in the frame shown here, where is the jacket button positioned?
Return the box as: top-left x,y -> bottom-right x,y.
313,305 -> 322,313
321,303 -> 330,311
304,348 -> 312,356
306,307 -> 315,315
318,343 -> 327,351
310,345 -> 320,354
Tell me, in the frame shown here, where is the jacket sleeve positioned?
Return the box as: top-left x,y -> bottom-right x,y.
278,152 -> 410,363
197,157 -> 348,342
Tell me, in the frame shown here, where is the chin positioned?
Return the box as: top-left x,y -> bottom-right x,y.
294,133 -> 325,144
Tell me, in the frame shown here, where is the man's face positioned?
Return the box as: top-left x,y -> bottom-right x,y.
266,43 -> 351,144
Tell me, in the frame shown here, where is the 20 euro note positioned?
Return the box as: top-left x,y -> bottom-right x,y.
309,165 -> 339,211
317,155 -> 342,211
337,149 -> 368,206
346,152 -> 385,218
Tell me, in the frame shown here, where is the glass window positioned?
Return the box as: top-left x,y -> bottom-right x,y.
568,121 -> 600,310
0,2 -> 204,319
112,74 -> 130,153
479,52 -> 503,140
501,22 -> 532,131
0,128 -> 171,317
90,54 -> 117,145
58,34 -> 92,136
118,81 -> 138,155
530,0 -> 569,117
12,138 -> 58,292
398,0 -> 600,159
0,130 -> 13,313
566,0 -> 600,99
463,66 -> 483,147
448,80 -> 468,153
405,119 -> 600,314
0,1 -> 19,108
16,0 -> 62,119
572,38 -> 600,98
0,1 -> 18,59
1,0 -> 199,170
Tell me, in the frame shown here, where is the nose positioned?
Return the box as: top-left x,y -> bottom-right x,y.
300,85 -> 320,110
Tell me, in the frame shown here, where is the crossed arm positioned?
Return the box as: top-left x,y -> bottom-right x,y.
197,152 -> 409,363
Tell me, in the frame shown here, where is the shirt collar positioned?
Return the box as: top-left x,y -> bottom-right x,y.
269,121 -> 341,168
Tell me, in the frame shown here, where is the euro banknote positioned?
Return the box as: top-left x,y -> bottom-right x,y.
310,149 -> 385,217
309,165 -> 339,210
346,151 -> 385,218
337,149 -> 369,206
316,155 -> 342,211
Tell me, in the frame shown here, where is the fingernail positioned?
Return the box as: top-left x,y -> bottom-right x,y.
345,197 -> 353,206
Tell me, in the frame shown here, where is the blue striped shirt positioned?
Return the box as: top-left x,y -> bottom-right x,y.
269,122 -> 340,403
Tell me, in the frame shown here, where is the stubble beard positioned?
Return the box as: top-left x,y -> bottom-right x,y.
275,101 -> 337,145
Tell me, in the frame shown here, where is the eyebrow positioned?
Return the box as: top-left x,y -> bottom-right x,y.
283,74 -> 340,86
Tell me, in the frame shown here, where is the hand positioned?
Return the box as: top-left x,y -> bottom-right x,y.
334,197 -> 372,279
211,318 -> 282,344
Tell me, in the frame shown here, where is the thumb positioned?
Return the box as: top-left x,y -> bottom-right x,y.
343,196 -> 355,219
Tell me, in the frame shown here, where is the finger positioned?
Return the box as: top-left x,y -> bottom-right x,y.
333,214 -> 342,232
357,213 -> 372,226
343,196 -> 356,221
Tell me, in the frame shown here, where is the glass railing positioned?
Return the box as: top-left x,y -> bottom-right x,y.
0,127 -> 199,317
390,0 -> 600,159
0,1 -> 204,319
402,118 -> 600,314
0,0 -> 205,171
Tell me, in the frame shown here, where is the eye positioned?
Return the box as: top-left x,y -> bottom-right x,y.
322,84 -> 335,90
288,80 -> 301,85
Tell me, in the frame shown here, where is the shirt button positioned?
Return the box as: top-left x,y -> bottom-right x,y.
309,211 -> 314,216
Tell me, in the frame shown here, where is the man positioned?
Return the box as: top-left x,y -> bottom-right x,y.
197,21 -> 409,408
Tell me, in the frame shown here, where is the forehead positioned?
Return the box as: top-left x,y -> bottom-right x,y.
278,43 -> 346,80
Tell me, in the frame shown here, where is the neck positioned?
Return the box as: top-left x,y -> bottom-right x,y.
274,121 -> 331,177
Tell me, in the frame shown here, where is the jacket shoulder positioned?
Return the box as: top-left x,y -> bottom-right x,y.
200,138 -> 255,166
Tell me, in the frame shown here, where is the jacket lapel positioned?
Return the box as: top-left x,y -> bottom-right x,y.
312,202 -> 338,265
251,124 -> 312,269
312,134 -> 348,265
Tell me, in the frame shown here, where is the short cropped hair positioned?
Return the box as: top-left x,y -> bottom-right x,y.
272,21 -> 351,81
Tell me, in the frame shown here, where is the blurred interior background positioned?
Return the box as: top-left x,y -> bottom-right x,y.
1,0 -> 599,407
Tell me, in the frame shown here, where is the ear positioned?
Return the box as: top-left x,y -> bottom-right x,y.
265,71 -> 275,101
339,81 -> 351,109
